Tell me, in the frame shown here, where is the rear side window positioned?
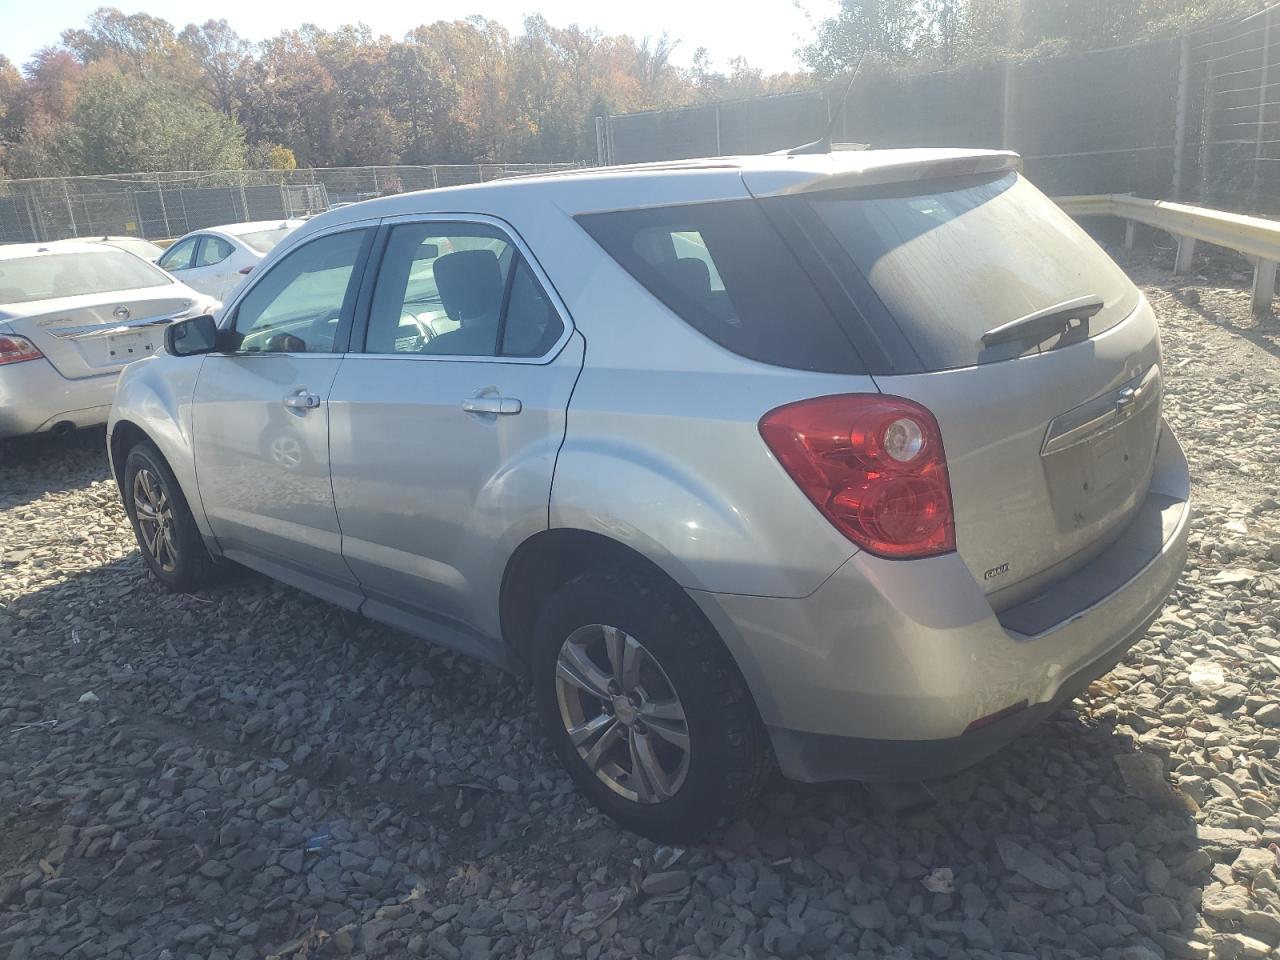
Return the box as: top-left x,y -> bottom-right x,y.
800,172 -> 1139,371
196,236 -> 235,266
576,200 -> 864,373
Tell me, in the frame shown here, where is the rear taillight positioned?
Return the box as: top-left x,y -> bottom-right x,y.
759,394 -> 956,559
0,335 -> 43,366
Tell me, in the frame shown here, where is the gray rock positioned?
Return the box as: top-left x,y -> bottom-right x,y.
850,901 -> 888,930
1202,883 -> 1252,920
1232,847 -> 1277,878
1113,752 -> 1178,808
1143,896 -> 1182,930
641,870 -> 690,896
1254,702 -> 1280,726
1240,909 -> 1280,939
1121,946 -> 1164,960
996,837 -> 1070,890
176,924 -> 214,944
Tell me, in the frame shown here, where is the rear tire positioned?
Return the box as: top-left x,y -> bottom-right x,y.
122,441 -> 219,593
532,569 -> 771,843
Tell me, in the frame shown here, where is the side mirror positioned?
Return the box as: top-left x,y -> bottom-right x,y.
165,314 -> 219,356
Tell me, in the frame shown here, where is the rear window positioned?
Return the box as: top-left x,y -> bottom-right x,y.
0,251 -> 172,305
576,200 -> 864,373
240,228 -> 294,254
801,172 -> 1138,371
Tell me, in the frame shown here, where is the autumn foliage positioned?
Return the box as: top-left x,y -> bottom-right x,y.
0,8 -> 805,177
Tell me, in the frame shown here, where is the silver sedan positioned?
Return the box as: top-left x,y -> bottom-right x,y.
0,241 -> 218,440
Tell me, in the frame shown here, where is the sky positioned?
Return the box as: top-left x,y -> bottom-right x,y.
0,0 -> 836,75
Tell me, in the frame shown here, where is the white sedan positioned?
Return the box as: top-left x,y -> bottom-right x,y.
156,220 -> 305,300
0,242 -> 218,440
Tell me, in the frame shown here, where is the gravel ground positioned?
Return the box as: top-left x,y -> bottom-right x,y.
2,247 -> 1279,960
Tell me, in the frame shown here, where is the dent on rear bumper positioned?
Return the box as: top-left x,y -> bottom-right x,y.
0,360 -> 117,439
688,421 -> 1190,781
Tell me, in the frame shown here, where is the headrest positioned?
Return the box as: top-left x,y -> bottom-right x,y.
434,249 -> 503,322
672,257 -> 712,299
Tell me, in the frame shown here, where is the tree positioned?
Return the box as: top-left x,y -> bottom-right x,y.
67,67 -> 245,173
386,39 -> 463,163
801,0 -> 923,77
0,49 -> 85,178
61,7 -> 196,82
179,20 -> 252,117
0,55 -> 20,176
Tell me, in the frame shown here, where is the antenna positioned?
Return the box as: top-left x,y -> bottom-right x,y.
784,54 -> 866,156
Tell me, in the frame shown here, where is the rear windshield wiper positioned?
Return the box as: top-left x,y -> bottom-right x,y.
980,295 -> 1105,348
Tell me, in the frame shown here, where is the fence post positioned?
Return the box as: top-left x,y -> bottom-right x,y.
237,171 -> 250,222
714,105 -> 723,156
1174,236 -> 1197,274
131,192 -> 146,239
1172,33 -> 1191,200
25,194 -> 43,243
155,176 -> 172,238
432,166 -> 440,188
1253,9 -> 1273,202
1252,259 -> 1277,315
1199,38 -> 1217,204
1001,62 -> 1016,150
61,179 -> 77,238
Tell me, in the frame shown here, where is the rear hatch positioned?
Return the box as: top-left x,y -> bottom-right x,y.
0,249 -> 196,379
753,167 -> 1162,605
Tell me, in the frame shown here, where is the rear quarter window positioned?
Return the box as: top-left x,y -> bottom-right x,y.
576,200 -> 865,374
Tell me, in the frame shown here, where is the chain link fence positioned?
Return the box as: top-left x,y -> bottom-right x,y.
0,164 -> 577,245
600,6 -> 1280,215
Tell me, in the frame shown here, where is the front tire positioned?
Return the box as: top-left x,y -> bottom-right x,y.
122,441 -> 218,593
532,569 -> 771,843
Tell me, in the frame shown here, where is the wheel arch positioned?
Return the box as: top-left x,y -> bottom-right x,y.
499,528 -> 755,689
108,419 -> 152,493
108,356 -> 210,538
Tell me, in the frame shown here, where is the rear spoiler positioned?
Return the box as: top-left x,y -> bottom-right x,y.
744,151 -> 1021,198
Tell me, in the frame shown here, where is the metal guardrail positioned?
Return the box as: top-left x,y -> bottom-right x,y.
1057,194 -> 1280,315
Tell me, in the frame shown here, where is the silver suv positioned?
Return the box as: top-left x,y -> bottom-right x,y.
108,150 -> 1190,841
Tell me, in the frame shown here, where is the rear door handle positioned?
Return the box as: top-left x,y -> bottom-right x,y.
461,396 -> 522,415
282,390 -> 321,410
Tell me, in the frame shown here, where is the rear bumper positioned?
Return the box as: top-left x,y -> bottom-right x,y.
0,359 -> 117,439
689,420 -> 1190,783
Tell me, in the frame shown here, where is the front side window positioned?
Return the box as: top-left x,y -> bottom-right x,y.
230,229 -> 368,354
196,236 -> 235,267
364,222 -> 563,358
159,237 -> 198,271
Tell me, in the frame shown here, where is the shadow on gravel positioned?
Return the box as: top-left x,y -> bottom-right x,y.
738,705 -> 1212,955
0,427 -> 111,509
3,538 -> 1216,958
1168,288 -> 1280,364
1,430 -> 1223,959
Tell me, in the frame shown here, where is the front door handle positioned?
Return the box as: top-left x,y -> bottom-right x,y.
461,396 -> 522,416
282,390 -> 321,410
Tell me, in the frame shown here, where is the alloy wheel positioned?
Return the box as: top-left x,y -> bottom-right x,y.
132,467 -> 178,573
554,623 -> 691,804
